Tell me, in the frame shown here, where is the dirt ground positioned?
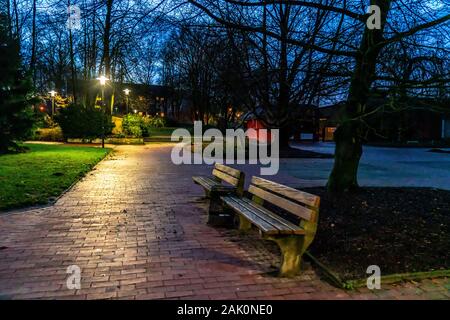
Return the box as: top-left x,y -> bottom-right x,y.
302,187 -> 450,280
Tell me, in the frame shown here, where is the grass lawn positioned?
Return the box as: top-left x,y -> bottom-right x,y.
148,127 -> 190,137
0,143 -> 110,211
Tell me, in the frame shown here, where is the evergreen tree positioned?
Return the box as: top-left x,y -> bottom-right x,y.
0,13 -> 37,154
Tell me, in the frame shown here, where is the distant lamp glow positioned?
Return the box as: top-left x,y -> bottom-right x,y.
49,90 -> 57,97
97,75 -> 109,86
123,89 -> 131,114
134,109 -> 137,114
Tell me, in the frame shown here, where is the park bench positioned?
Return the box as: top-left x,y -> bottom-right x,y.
221,176 -> 320,277
193,163 -> 245,225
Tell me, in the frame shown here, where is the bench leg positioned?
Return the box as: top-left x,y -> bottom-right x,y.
267,236 -> 306,277
237,215 -> 252,232
207,193 -> 233,227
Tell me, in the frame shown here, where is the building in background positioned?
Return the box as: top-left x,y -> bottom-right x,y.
318,97 -> 450,143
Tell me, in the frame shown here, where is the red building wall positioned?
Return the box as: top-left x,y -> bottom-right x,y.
245,119 -> 272,143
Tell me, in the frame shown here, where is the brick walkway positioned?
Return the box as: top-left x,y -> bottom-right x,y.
0,144 -> 448,300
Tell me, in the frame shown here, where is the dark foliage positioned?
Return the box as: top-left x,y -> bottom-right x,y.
122,114 -> 166,137
122,114 -> 146,137
56,104 -> 114,140
0,14 -> 37,154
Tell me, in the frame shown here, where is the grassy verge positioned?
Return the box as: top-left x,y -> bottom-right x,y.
145,127 -> 193,143
149,127 -> 177,136
305,252 -> 450,290
0,143 -> 111,211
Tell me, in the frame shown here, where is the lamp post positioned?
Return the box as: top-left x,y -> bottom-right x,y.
49,90 -> 57,118
123,88 -> 130,114
97,76 -> 108,101
97,76 -> 109,148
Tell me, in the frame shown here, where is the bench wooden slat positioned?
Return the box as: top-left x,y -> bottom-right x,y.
219,176 -> 320,277
215,163 -> 241,178
248,185 -> 314,221
221,196 -> 280,235
212,185 -> 236,192
237,198 -> 304,235
192,176 -> 216,190
252,177 -> 320,210
193,176 -> 236,192
212,169 -> 239,187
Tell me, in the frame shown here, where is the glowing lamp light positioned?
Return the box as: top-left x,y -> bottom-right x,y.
97,75 -> 109,86
49,90 -> 57,97
134,109 -> 138,114
123,88 -> 131,95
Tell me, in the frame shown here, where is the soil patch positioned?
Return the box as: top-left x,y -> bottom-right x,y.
300,187 -> 450,281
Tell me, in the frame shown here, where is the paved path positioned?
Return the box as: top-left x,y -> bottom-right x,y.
0,144 -> 448,300
289,142 -> 450,190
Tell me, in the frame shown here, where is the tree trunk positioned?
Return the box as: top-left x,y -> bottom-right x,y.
102,0 -> 113,79
276,3 -> 291,151
68,0 -> 77,103
327,120 -> 362,191
6,0 -> 12,37
279,126 -> 292,149
101,0 -> 113,114
327,0 -> 391,193
12,0 -> 19,43
30,0 -> 37,83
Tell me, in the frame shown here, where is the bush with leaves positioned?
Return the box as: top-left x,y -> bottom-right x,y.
122,114 -> 144,137
56,104 -> 114,141
34,127 -> 64,142
122,114 -> 155,137
149,116 -> 166,128
0,14 -> 37,154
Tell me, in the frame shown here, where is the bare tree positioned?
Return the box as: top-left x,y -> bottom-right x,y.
184,0 -> 450,192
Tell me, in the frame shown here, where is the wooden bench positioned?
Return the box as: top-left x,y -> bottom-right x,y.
221,177 -> 320,277
193,163 -> 245,225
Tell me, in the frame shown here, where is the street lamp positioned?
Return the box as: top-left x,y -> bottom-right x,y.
97,75 -> 108,86
123,88 -> 131,114
97,75 -> 109,104
97,76 -> 109,148
48,90 -> 57,118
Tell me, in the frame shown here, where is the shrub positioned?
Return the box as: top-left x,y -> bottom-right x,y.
56,104 -> 114,141
122,114 -> 144,137
111,116 -> 123,135
0,19 -> 38,153
130,125 -> 143,137
149,116 -> 166,128
41,114 -> 58,128
122,114 -> 155,137
141,117 -> 152,137
34,127 -> 64,142
122,114 -> 169,137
